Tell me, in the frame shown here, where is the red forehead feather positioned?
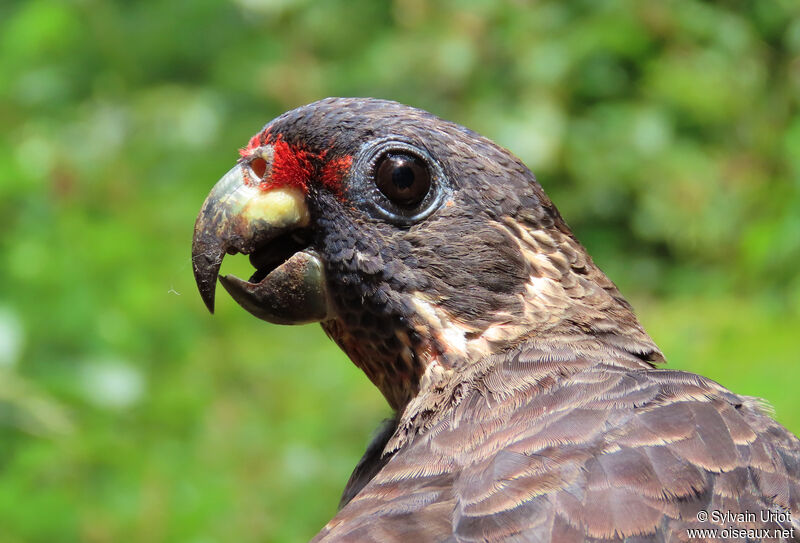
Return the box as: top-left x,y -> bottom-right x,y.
240,131 -> 351,195
265,138 -> 315,191
239,128 -> 270,158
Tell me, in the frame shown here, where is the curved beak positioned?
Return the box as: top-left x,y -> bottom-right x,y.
191,155 -> 330,324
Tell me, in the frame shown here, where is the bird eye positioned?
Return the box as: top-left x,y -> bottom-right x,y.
374,153 -> 431,207
351,139 -> 449,225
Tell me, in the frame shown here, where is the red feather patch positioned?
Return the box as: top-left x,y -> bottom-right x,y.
321,155 -> 353,193
239,127 -> 270,158
240,131 -> 351,196
263,138 -> 315,192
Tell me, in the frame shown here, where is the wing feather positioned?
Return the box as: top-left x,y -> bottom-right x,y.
313,343 -> 800,542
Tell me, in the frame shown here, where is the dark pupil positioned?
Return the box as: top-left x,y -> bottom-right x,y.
376,153 -> 431,206
392,165 -> 415,190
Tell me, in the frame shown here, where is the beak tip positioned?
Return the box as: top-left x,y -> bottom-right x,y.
192,241 -> 225,316
198,281 -> 217,314
193,264 -> 219,315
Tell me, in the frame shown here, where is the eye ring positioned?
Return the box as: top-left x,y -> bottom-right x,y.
374,152 -> 431,206
349,138 -> 451,226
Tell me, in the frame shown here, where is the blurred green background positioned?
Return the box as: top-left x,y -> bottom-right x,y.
1,0 -> 799,541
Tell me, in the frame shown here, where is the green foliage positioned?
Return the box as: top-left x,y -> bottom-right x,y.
1,1 -> 799,541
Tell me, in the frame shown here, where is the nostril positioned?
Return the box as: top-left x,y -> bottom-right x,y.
251,157 -> 268,179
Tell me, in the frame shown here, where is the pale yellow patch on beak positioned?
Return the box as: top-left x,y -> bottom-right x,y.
242,186 -> 310,229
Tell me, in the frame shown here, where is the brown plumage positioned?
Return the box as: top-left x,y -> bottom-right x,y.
191,98 -> 800,542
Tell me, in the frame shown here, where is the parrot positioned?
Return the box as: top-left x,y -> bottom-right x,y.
192,98 -> 800,542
